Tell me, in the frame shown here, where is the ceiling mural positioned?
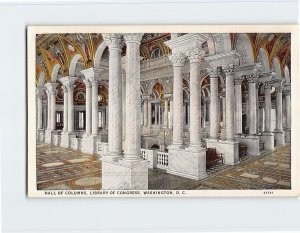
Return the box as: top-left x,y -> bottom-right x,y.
36,33 -> 291,85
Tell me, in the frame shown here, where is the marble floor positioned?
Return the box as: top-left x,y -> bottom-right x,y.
36,143 -> 291,190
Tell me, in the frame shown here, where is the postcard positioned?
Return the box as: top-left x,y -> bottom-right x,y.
27,25 -> 299,197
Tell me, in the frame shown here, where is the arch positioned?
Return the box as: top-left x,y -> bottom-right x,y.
271,57 -> 282,79
284,65 -> 291,85
149,80 -> 166,95
94,41 -> 108,68
256,48 -> 270,72
150,144 -> 159,150
51,64 -> 61,82
234,33 -> 255,65
69,54 -> 82,77
202,33 -> 216,55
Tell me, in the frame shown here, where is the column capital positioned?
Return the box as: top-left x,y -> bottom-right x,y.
83,79 -> 92,88
283,90 -> 291,96
123,33 -> 144,44
264,80 -> 274,90
207,67 -> 220,78
44,82 -> 57,95
223,64 -> 236,76
81,67 -> 103,81
234,75 -> 244,85
35,87 -> 44,97
169,52 -> 186,67
186,48 -> 205,63
164,93 -> 172,101
103,33 -> 124,51
59,76 -> 77,92
275,85 -> 284,93
246,73 -> 258,83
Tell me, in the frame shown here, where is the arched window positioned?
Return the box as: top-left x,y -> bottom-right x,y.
150,48 -> 162,59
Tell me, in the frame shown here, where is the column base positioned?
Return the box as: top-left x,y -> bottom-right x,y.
53,133 -> 61,146
273,130 -> 285,146
81,134 -> 102,154
60,132 -> 76,149
167,145 -> 207,180
44,130 -> 58,144
285,129 -> 291,143
36,129 -> 45,143
260,132 -> 274,151
235,135 -> 260,156
102,157 -> 148,190
206,139 -> 239,165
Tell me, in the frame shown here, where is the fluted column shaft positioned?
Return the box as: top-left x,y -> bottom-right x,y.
264,81 -> 273,133
63,86 -> 68,132
36,88 -> 43,130
186,49 -> 204,146
154,104 -> 158,125
45,83 -> 57,131
209,70 -> 219,139
124,33 -> 143,160
247,74 -> 258,135
169,53 -> 186,146
275,87 -> 283,131
104,34 -> 123,157
85,81 -> 92,135
224,65 -> 235,141
234,76 -> 244,135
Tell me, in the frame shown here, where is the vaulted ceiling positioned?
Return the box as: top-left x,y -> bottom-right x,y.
36,33 -> 291,84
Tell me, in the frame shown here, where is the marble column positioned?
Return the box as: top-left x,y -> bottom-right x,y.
62,86 -> 68,132
49,83 -> 57,131
143,98 -> 148,127
221,91 -> 226,127
36,88 -> 43,130
46,89 -> 51,130
209,68 -> 219,139
123,33 -> 144,160
169,98 -> 173,129
80,68 -> 102,154
154,104 -> 158,125
104,34 -> 124,159
234,76 -> 244,135
147,101 -> 152,127
273,85 -> 285,145
163,98 -> 168,128
186,48 -> 204,147
158,105 -> 161,126
261,80 -> 274,150
169,53 -> 186,147
224,65 -> 235,141
66,80 -> 76,132
84,80 -> 92,135
283,90 -> 291,143
246,74 -> 258,136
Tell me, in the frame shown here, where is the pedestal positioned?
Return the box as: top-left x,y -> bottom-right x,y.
102,157 -> 148,190
60,132 -> 76,149
167,145 -> 207,180
44,130 -> 58,144
206,139 -> 239,165
260,132 -> 274,151
235,135 -> 260,156
273,130 -> 285,146
81,135 -> 102,154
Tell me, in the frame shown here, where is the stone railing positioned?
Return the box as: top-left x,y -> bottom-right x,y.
157,151 -> 169,170
140,149 -> 158,169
